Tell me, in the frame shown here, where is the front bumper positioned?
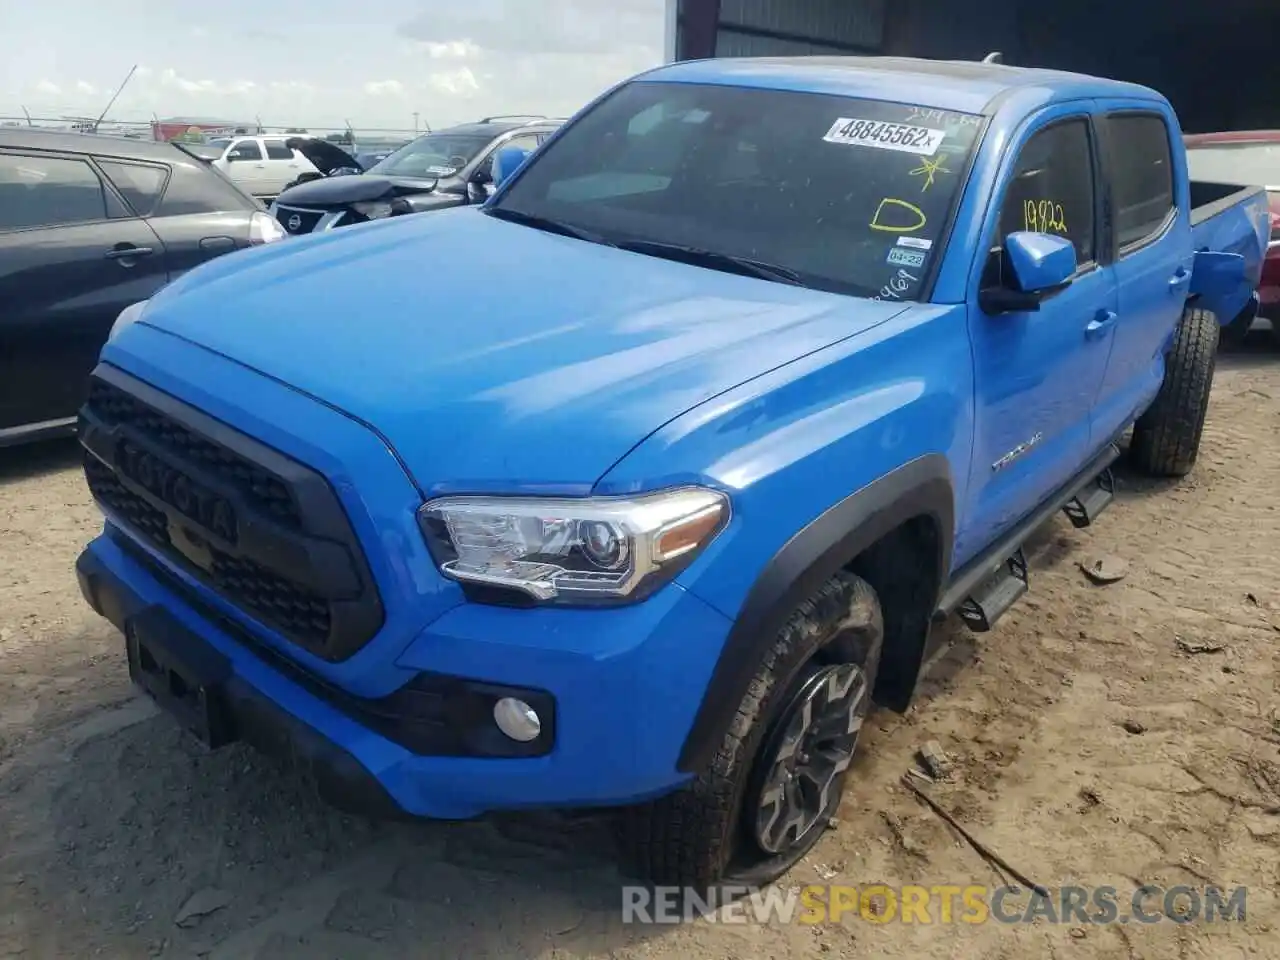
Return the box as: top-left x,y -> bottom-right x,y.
78,530 -> 733,819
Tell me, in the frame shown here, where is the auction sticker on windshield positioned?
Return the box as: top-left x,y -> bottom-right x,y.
823,118 -> 946,156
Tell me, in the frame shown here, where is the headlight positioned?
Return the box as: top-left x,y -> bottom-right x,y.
107,299 -> 150,343
418,487 -> 730,605
249,210 -> 287,244
352,200 -> 395,220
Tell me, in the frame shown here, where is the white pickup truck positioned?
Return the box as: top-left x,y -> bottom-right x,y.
205,135 -> 320,201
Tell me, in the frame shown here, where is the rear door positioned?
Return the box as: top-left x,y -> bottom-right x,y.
0,150 -> 169,431
97,154 -> 250,278
1092,106 -> 1190,441
263,138 -> 305,195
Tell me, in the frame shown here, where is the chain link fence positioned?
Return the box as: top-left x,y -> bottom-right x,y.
0,115 -> 421,147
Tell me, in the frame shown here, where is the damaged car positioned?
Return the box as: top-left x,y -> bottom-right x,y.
267,117 -> 561,235
277,136 -> 366,193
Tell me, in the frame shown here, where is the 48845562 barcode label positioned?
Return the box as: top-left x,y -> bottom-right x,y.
822,117 -> 946,156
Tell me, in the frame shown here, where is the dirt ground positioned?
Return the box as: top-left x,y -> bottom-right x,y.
2,335 -> 1278,960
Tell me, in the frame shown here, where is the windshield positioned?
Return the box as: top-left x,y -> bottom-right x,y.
490,81 -> 984,299
206,138 -> 232,151
1185,141 -> 1280,189
367,133 -> 492,179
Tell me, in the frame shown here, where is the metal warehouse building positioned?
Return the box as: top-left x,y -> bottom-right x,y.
663,0 -> 1279,133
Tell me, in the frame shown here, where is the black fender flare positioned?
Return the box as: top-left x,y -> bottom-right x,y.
676,454 -> 954,774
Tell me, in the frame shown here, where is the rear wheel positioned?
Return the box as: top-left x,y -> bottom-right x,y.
616,571 -> 884,890
1129,306 -> 1219,478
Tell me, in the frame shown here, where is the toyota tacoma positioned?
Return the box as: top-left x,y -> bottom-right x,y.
76,56 -> 1269,889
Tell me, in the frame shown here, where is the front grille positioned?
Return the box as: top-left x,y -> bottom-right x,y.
80,371 -> 384,661
87,380 -> 300,528
275,205 -> 325,235
85,456 -> 332,644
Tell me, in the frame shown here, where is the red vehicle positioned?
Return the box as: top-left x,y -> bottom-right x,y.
1184,130 -> 1280,344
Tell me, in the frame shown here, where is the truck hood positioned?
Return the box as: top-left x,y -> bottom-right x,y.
285,136 -> 363,175
137,207 -> 906,492
275,173 -> 439,206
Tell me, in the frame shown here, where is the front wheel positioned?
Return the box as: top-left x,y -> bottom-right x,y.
616,571 -> 884,890
1129,306 -> 1219,478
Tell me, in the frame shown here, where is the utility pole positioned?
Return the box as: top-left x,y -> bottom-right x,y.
93,63 -> 137,132
413,111 -> 419,134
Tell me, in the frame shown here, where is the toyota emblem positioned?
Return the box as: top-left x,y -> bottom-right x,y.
286,214 -> 302,232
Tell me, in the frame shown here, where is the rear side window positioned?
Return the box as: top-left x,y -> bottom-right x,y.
0,153 -> 109,231
1105,114 -> 1175,248
98,160 -> 169,215
997,119 -> 1096,263
264,140 -> 293,160
156,158 -> 256,216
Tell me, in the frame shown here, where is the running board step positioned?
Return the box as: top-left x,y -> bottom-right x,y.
956,548 -> 1028,633
1062,467 -> 1115,529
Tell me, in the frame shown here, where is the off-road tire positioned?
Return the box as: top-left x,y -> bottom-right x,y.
615,571 -> 884,891
1129,306 -> 1219,478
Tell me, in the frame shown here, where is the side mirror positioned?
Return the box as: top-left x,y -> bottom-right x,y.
980,231 -> 1078,314
491,146 -> 531,188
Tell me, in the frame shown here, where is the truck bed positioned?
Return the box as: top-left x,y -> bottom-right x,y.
1186,179 -> 1270,324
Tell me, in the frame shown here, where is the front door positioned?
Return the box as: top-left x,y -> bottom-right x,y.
0,150 -> 169,431
957,110 -> 1119,563
224,139 -> 269,197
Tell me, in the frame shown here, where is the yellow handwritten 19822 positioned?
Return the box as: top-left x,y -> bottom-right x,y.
869,198 -> 927,233
1023,199 -> 1067,234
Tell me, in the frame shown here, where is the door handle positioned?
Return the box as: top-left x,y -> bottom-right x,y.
1168,267 -> 1191,291
104,245 -> 154,261
1085,309 -> 1117,340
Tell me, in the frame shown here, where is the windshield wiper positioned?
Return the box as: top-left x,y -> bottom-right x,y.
612,239 -> 804,287
484,207 -> 613,246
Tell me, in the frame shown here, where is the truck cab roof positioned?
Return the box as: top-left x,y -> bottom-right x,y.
646,55 -> 1165,116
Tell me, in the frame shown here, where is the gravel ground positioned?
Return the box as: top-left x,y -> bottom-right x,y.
1,335 -> 1278,960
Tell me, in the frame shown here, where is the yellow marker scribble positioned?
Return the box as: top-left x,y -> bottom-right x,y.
909,156 -> 950,192
1022,199 -> 1067,234
870,198 -> 927,233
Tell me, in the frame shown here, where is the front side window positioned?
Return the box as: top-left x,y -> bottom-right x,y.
0,153 -> 109,231
368,133 -> 493,179
997,119 -> 1096,264
228,140 -> 263,161
477,133 -> 543,178
1106,114 -> 1174,248
490,81 -> 986,300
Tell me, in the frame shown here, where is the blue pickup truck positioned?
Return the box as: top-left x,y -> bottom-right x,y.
76,57 -> 1269,889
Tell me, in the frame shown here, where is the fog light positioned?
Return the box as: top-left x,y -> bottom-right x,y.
493,697 -> 541,742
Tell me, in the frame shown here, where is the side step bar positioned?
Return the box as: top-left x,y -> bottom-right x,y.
957,548 -> 1027,632
936,442 -> 1121,632
1062,467 -> 1115,529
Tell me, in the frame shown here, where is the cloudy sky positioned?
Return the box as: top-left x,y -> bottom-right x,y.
0,0 -> 668,133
